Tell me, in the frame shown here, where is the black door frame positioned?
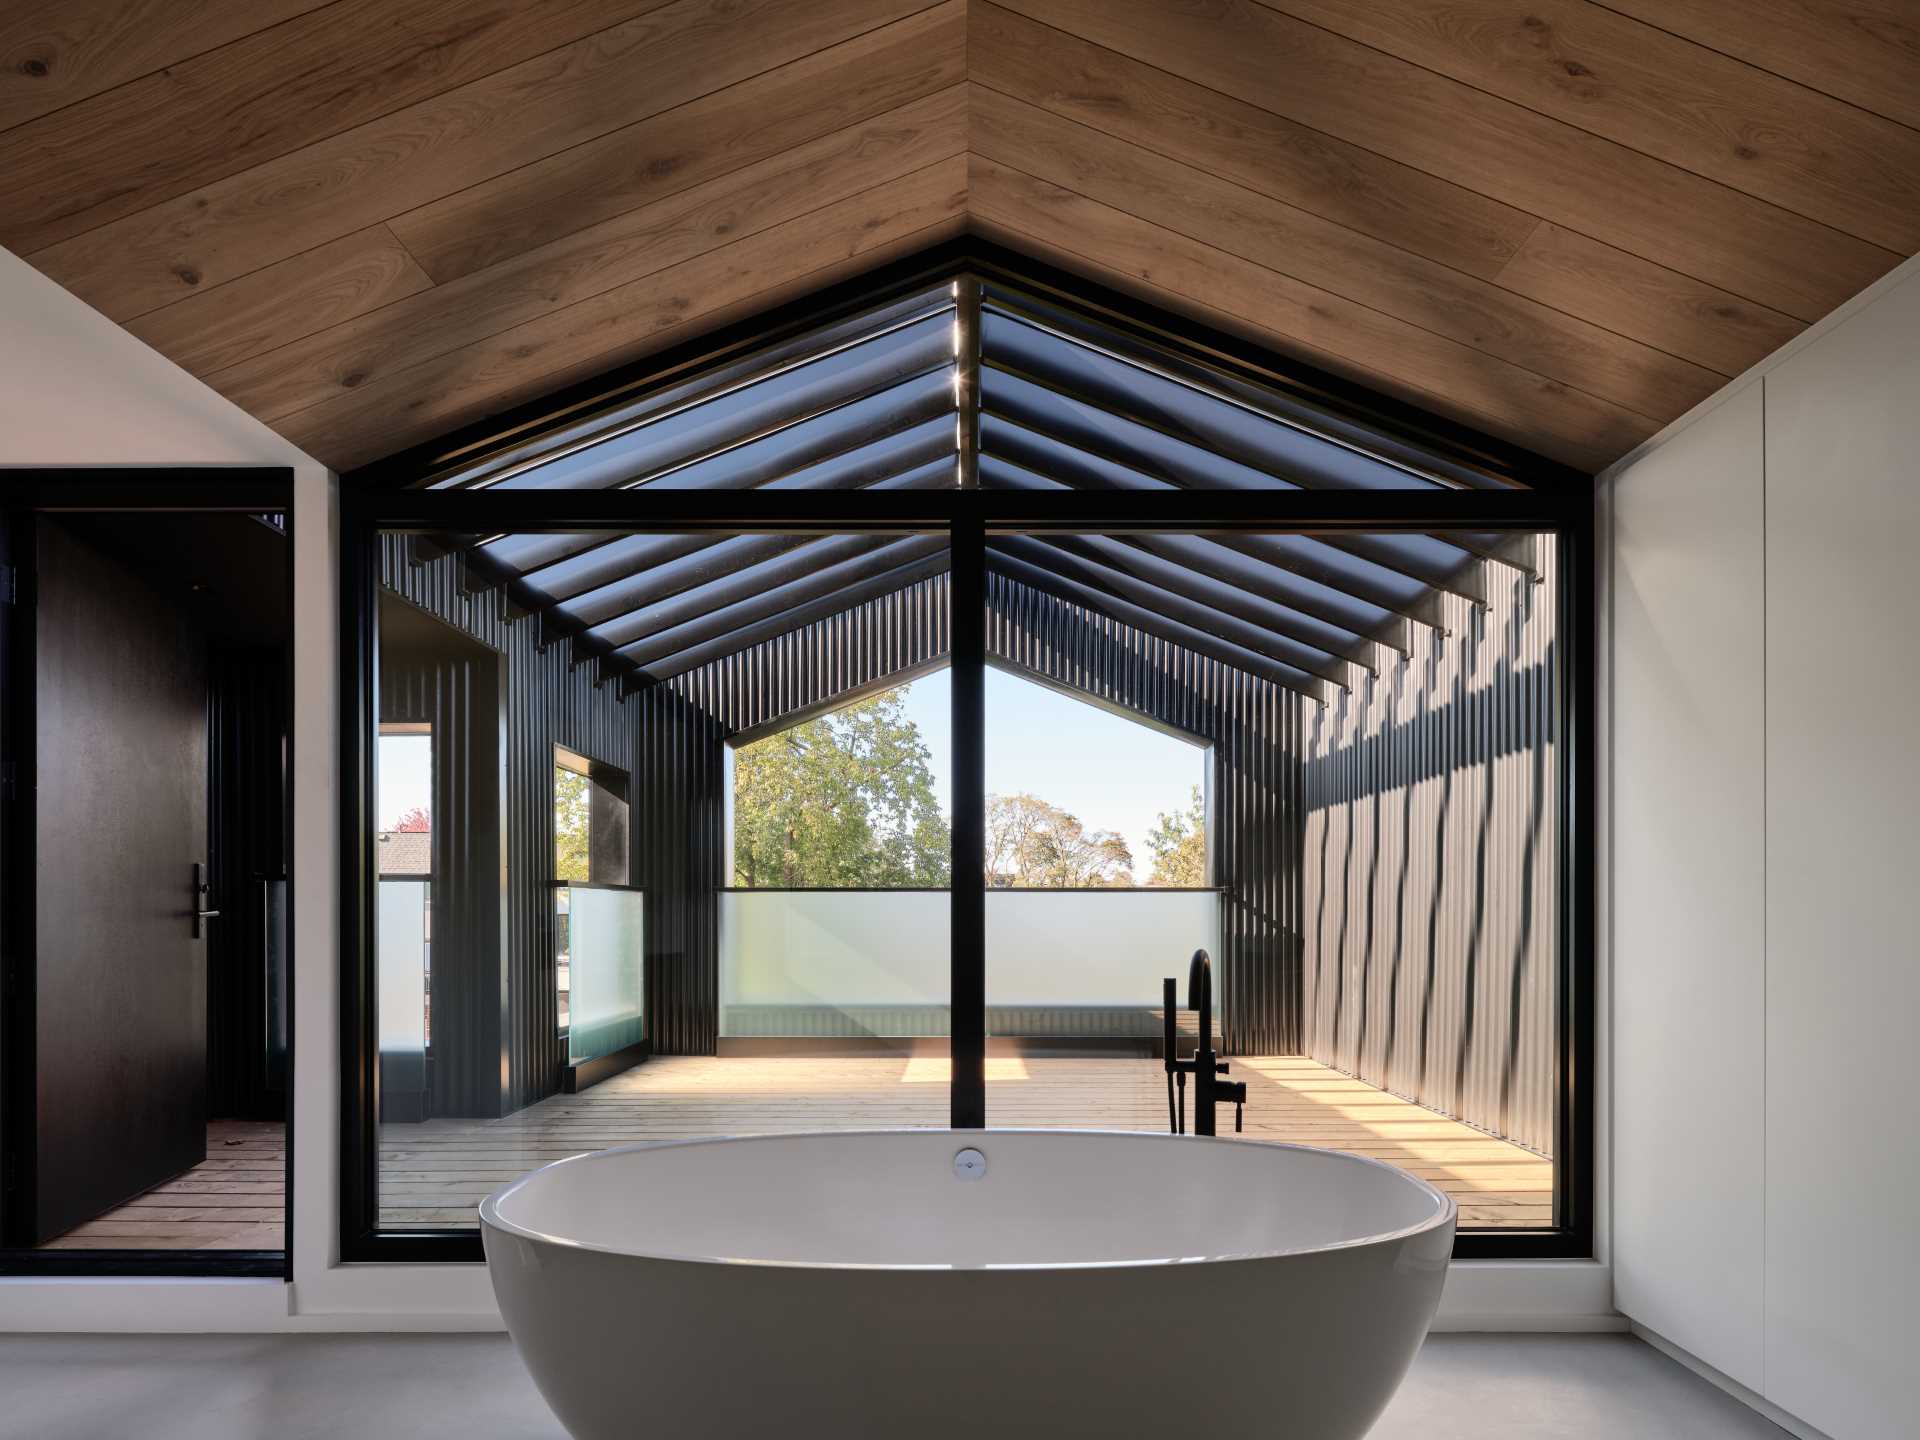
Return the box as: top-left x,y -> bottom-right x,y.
0,468 -> 295,1280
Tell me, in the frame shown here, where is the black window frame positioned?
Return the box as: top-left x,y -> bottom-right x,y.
339,242 -> 1594,1265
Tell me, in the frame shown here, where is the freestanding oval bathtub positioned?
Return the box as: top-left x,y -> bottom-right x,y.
482,1130 -> 1454,1440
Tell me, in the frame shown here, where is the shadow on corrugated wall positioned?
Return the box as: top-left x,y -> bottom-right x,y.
1301,552 -> 1558,1156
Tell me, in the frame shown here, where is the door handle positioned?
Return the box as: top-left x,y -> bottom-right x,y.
192,862 -> 219,939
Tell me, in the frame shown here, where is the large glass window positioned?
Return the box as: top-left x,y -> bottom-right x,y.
980,529 -> 1561,1232
721,672 -> 950,1047
345,264 -> 1589,1262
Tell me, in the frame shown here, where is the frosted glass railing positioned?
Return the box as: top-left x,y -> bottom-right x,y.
719,889 -> 1220,1038
985,889 -> 1220,1010
376,878 -> 428,1108
559,883 -> 645,1065
721,890 -> 949,1037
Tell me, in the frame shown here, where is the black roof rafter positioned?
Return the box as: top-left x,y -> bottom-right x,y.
368,247 -> 1579,702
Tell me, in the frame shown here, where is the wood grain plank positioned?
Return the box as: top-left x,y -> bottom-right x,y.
25,0 -> 940,321
973,84 -> 1722,419
971,1 -> 1828,374
989,0 -> 1898,322
125,224 -> 433,377
969,1 -> 1537,282
391,1 -> 964,282
1495,222 -> 1804,378
1268,0 -> 1920,254
0,0 -> 681,255
0,0 -> 326,133
211,87 -> 966,421
369,1056 -> 1550,1231
278,155 -> 969,468
970,155 -> 1658,470
1588,0 -> 1920,136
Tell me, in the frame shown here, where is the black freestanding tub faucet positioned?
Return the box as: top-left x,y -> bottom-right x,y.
1163,950 -> 1246,1136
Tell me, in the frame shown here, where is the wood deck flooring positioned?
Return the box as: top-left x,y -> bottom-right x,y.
39,1119 -> 285,1252
48,1057 -> 1551,1251
380,1055 -> 1553,1230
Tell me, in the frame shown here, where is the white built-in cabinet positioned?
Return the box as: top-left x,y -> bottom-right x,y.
1611,266 -> 1920,1440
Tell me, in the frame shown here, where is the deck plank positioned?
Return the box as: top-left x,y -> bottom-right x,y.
375,1055 -> 1554,1231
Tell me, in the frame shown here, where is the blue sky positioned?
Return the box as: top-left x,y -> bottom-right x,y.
896,666 -> 1203,875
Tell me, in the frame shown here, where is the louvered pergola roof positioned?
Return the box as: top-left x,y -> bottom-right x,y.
411,268 -> 1546,703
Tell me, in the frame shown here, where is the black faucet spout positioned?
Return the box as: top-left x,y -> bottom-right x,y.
1164,950 -> 1242,1137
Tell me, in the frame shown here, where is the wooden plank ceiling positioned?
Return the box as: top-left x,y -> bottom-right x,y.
3,0 -> 1915,474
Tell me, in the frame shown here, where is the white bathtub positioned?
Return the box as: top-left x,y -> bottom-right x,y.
481,1130 -> 1454,1440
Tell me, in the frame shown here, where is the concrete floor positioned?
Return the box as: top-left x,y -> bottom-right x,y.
0,1332 -> 1788,1438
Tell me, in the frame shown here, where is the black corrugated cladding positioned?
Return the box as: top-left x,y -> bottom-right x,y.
380,539 -> 636,1114
1301,549 -> 1558,1155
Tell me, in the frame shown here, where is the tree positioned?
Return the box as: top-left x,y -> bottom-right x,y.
553,768 -> 591,882
1145,785 -> 1206,887
732,690 -> 950,887
984,792 -> 1133,887
394,806 -> 431,832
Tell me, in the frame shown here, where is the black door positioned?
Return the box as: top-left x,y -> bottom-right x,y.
17,517 -> 209,1244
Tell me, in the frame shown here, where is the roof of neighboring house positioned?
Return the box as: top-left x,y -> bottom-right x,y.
376,829 -> 430,876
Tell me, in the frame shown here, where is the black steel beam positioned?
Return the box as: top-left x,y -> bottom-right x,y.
358,486 -> 1579,533
950,509 -> 986,1128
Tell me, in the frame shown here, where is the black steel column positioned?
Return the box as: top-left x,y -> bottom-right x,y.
949,510 -> 986,1128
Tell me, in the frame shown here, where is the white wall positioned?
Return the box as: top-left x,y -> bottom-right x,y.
1606,257 -> 1920,1439
1610,380 -> 1768,1387
1762,274 -> 1920,1440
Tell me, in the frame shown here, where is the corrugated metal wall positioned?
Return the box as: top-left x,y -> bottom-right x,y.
675,570 -> 1305,1055
1301,550 -> 1559,1155
380,539 -> 636,1113
628,682 -> 725,1056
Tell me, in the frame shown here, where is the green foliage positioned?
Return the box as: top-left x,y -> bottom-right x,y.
1145,784 -> 1207,887
732,690 -> 951,887
985,792 -> 1133,887
554,766 -> 591,883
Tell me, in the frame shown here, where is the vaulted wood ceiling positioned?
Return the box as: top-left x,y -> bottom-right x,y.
4,0 -> 1915,474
